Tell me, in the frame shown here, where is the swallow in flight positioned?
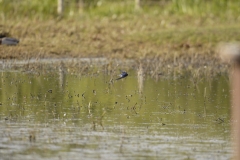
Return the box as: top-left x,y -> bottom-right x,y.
116,71 -> 128,80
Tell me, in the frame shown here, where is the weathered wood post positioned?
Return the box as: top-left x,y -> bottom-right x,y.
135,0 -> 141,10
218,42 -> 240,159
57,0 -> 64,15
77,0 -> 84,14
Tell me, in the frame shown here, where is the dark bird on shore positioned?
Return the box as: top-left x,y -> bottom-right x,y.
0,37 -> 19,45
116,71 -> 128,80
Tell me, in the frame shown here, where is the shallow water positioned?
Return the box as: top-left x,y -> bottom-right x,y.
0,67 -> 231,159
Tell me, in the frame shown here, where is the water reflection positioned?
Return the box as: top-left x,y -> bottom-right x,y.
0,70 -> 231,159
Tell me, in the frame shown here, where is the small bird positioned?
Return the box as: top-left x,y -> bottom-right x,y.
0,37 -> 19,45
116,71 -> 128,80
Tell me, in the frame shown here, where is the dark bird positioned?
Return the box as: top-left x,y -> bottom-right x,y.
116,71 -> 128,80
0,37 -> 19,45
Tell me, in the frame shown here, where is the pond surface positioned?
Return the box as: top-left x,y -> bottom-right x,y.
0,64 -> 232,160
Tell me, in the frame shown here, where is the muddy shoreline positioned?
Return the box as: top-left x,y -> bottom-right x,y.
0,55 -> 229,80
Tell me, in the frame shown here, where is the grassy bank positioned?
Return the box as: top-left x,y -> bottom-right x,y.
0,0 -> 240,60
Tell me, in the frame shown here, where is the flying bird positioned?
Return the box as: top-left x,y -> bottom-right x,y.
0,37 -> 19,45
116,71 -> 128,80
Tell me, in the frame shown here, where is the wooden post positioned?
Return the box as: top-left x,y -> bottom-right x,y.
135,0 -> 141,10
57,0 -> 64,15
77,0 -> 84,14
218,42 -> 240,159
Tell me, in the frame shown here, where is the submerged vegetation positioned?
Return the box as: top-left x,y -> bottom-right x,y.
0,66 -> 231,159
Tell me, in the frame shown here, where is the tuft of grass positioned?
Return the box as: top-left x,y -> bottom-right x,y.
0,0 -> 58,19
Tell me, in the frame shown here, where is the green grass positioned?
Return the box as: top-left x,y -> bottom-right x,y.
132,25 -> 240,45
0,0 -> 57,19
0,0 -> 240,20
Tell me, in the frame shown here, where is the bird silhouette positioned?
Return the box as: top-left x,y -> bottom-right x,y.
116,71 -> 128,80
0,37 -> 19,45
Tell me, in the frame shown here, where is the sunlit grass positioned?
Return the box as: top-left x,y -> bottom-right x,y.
0,0 -> 57,19
0,0 -> 240,20
164,0 -> 239,16
131,25 -> 240,45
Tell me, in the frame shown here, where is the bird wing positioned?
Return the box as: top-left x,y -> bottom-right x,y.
1,37 -> 19,45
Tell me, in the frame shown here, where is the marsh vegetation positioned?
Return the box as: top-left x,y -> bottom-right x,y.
0,0 -> 238,159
